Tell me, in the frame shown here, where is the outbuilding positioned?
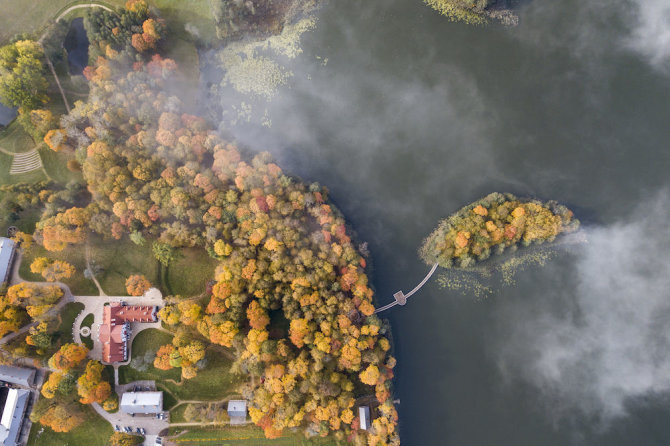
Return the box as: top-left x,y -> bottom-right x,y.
227,400 -> 247,425
120,391 -> 163,415
359,406 -> 371,430
0,388 -> 30,445
0,238 -> 16,285
0,366 -> 35,388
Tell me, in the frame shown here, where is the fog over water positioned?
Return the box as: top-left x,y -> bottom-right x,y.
206,0 -> 670,443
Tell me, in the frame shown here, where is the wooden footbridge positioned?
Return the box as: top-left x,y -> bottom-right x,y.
374,263 -> 438,313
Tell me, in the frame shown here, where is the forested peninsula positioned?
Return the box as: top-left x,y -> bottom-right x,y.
0,1 -> 399,445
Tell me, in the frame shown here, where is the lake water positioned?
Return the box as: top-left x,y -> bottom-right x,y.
64,17 -> 89,75
0,103 -> 16,126
218,0 -> 670,444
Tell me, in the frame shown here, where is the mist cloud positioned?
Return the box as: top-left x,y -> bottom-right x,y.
496,193 -> 670,422
515,0 -> 670,72
625,0 -> 670,69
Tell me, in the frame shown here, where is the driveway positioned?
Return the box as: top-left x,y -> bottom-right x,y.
91,401 -> 169,437
71,289 -> 165,363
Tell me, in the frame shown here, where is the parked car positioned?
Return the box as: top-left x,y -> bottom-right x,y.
124,426 -> 132,433
140,427 -> 146,435
114,425 -> 120,431
136,427 -> 142,434
155,437 -> 162,445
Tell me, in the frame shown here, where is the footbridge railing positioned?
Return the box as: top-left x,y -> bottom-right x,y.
374,263 -> 438,314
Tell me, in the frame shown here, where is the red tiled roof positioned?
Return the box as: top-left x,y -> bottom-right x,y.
99,302 -> 157,363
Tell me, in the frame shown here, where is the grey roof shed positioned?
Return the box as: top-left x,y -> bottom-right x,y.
227,400 -> 247,425
0,366 -> 35,388
0,238 -> 16,285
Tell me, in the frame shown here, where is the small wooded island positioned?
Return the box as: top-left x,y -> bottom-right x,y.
420,192 -> 580,268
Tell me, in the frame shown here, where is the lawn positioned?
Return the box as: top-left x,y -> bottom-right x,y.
80,312 -> 94,348
160,348 -> 243,401
0,120 -> 33,153
18,234 -> 162,296
0,206 -> 42,239
118,328 -> 181,384
0,0 -> 123,43
27,402 -> 114,446
19,242 -> 98,296
169,402 -> 188,422
88,237 -> 160,295
54,301 -> 85,344
0,0 -> 217,45
166,247 -> 218,297
0,150 -> 47,186
168,425 -> 343,445
151,0 -> 218,46
119,328 -> 243,401
39,145 -> 84,185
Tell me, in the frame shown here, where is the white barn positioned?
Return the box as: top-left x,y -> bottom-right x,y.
0,238 -> 16,285
0,388 -> 29,446
120,391 -> 163,415
0,366 -> 35,388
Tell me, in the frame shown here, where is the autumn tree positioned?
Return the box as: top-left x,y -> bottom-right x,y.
39,207 -> 91,251
0,40 -> 48,109
26,321 -> 52,351
44,129 -> 70,152
38,401 -> 84,432
32,258 -> 76,282
153,344 -> 174,370
30,257 -> 50,275
77,360 -> 112,404
48,343 -> 88,371
125,274 -> 151,296
152,241 -> 178,267
109,432 -> 144,446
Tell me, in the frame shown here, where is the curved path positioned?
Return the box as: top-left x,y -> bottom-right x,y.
54,2 -> 113,22
374,263 -> 438,314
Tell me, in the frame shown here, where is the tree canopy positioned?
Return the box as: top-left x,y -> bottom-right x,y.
26,1 -> 400,443
420,192 -> 580,268
0,40 -> 48,109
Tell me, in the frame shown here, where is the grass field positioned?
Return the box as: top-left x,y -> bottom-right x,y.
0,0 -> 217,45
88,237 -> 160,295
0,149 -> 47,186
119,328 -> 243,401
55,302 -> 85,344
162,349 -> 242,401
38,145 -> 84,184
166,247 -> 218,297
18,235 -> 161,296
27,402 -> 114,446
119,328 -> 180,383
168,425 -> 343,445
19,243 -> 98,295
0,120 -> 33,153
80,312 -> 94,348
0,0 -> 121,43
0,202 -> 42,237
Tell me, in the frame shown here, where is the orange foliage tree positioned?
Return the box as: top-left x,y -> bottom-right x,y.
77,360 -> 112,404
125,275 -> 151,296
48,343 -> 88,371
